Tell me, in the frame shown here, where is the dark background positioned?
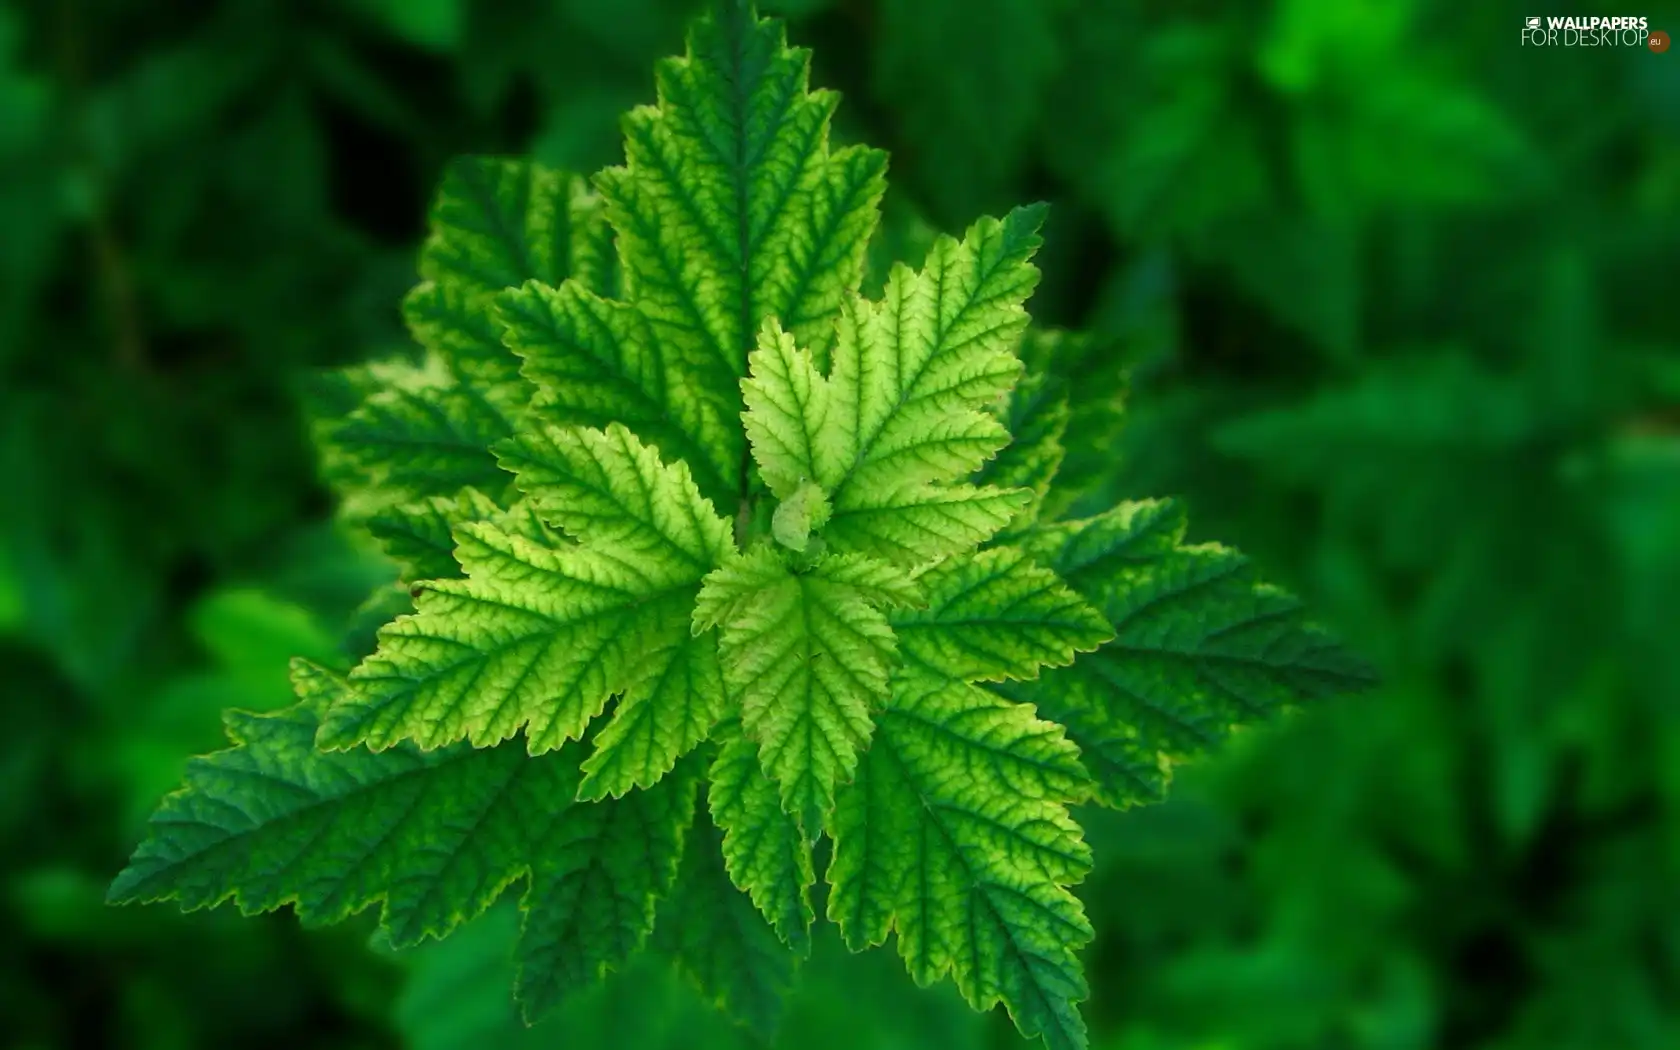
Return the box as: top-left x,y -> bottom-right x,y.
2,1 -> 1676,1048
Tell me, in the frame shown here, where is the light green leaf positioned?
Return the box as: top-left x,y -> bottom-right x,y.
823,483 -> 1031,565
577,629 -> 729,801
495,421 -> 733,568
771,479 -> 831,553
733,194 -> 1047,569
694,545 -> 920,830
829,206 -> 1043,497
827,671 -> 1093,1050
742,318 -> 845,499
320,424 -> 731,755
774,206 -> 1048,564
740,297 -> 1039,565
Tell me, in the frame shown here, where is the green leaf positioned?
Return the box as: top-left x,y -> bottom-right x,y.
314,357 -> 516,511
827,670 -> 1093,1050
110,7 -> 1378,1049
110,658 -> 696,1014
736,206 -> 1048,567
872,0 -> 1067,219
657,803 -> 799,1041
824,483 -> 1032,566
708,723 -> 816,953
891,545 -> 1112,683
576,629 -> 729,801
494,422 -> 733,567
407,157 -> 615,414
188,588 -> 339,674
590,0 -> 889,496
496,278 -> 734,509
365,487 -> 505,583
741,318 -> 846,500
694,545 -> 921,831
976,368 -> 1070,536
834,203 -> 1043,486
1004,499 -> 1376,807
109,661 -> 547,943
312,157 -> 617,514
771,478 -> 831,553
827,207 -> 1046,561
319,424 -> 732,755
353,0 -> 462,52
516,754 -> 700,1020
1011,329 -> 1129,519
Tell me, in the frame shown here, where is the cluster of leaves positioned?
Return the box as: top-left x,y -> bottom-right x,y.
107,4 -> 1368,1049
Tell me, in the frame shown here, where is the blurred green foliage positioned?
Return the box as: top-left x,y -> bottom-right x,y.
2,0 -> 1674,1048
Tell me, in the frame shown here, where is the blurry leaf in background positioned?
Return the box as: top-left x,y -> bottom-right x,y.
759,0 -> 835,17
110,587 -> 339,831
1,394 -> 171,693
388,899 -> 988,1050
188,586 -> 340,674
352,0 -> 464,52
1259,0 -> 1538,218
1047,15 -> 1269,246
1605,432 -> 1680,698
0,5 -> 60,353
871,0 -> 1068,222
0,538 -> 24,635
